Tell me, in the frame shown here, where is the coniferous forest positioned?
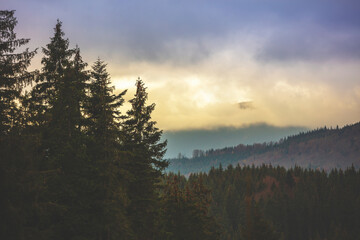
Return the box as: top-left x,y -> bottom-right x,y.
1,10 -> 360,240
168,123 -> 360,175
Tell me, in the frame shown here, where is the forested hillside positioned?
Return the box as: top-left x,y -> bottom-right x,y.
173,164 -> 360,240
168,123 -> 360,175
162,124 -> 308,159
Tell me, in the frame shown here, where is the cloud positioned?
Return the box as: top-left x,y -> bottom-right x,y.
4,0 -> 360,131
7,0 -> 360,66
238,101 -> 254,110
257,27 -> 360,62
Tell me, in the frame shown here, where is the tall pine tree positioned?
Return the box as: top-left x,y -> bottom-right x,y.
28,19 -> 74,129
85,58 -> 131,239
123,78 -> 168,240
29,20 -> 95,239
0,10 -> 36,134
0,10 -> 37,240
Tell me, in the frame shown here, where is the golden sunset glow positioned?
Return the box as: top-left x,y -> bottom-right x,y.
4,0 -> 360,131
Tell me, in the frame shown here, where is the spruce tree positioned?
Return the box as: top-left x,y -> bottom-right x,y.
0,10 -> 36,134
162,174 -> 220,240
123,78 -> 168,239
0,10 -> 37,239
85,58 -> 131,239
31,19 -> 87,167
29,20 -> 95,239
87,58 -> 126,140
31,19 -> 85,173
28,19 -> 74,129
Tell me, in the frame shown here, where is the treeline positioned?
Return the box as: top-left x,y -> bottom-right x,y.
171,164 -> 360,240
0,11 -> 219,240
168,123 -> 360,175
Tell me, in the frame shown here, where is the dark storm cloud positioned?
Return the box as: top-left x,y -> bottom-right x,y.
2,0 -> 360,131
257,30 -> 360,62
253,0 -> 360,62
5,0 -> 360,64
93,0 -> 360,64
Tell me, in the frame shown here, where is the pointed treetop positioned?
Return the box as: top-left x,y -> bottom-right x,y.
73,45 -> 87,71
41,19 -> 73,75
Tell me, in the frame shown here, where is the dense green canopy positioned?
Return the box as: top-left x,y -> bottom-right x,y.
1,10 -> 359,240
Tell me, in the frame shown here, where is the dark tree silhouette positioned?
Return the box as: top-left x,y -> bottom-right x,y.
122,78 -> 168,240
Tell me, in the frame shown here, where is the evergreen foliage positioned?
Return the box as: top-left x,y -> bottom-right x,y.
189,164 -> 360,240
0,10 -> 36,134
168,123 -> 360,175
0,10 -> 37,240
86,58 -> 131,239
161,174 -> 220,240
1,11 -> 213,240
2,9 -> 360,240
122,78 -> 168,239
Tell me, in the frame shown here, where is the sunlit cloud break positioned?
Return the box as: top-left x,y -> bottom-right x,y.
3,0 -> 360,130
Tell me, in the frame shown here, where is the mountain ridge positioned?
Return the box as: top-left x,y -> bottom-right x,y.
167,122 -> 360,175
163,123 -> 308,158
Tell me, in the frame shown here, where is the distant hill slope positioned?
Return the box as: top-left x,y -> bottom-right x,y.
162,124 -> 308,158
167,122 -> 360,175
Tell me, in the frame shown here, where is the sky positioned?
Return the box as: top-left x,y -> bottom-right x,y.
3,0 -> 360,132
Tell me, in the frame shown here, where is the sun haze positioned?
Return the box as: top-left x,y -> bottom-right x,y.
4,0 -> 360,130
